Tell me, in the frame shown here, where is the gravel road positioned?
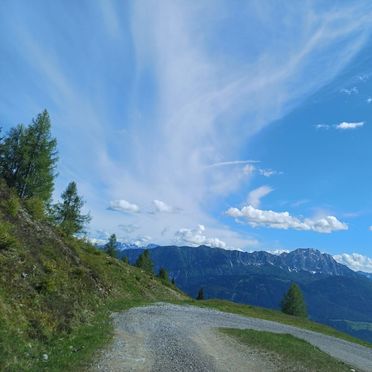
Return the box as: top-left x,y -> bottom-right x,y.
92,303 -> 372,372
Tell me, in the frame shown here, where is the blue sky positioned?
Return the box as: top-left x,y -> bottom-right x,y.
1,0 -> 372,271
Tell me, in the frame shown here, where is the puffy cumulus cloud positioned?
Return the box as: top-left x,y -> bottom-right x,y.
248,186 -> 273,208
226,205 -> 348,233
175,224 -> 226,248
335,121 -> 365,130
334,253 -> 372,273
108,199 -> 140,213
153,199 -> 174,213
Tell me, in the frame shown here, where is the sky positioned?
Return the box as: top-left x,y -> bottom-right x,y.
2,0 -> 372,272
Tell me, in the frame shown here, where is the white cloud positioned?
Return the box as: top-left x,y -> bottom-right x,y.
335,121 -> 365,130
247,186 -> 273,208
315,124 -> 330,130
153,199 -> 174,213
108,199 -> 140,213
258,168 -> 282,177
6,1 -> 372,249
367,97 -> 372,103
340,87 -> 359,95
226,205 -> 348,233
267,249 -> 290,255
174,224 -> 226,248
334,253 -> 372,273
208,160 -> 259,168
242,164 -> 256,175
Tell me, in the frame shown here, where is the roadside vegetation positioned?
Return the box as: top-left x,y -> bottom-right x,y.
220,328 -> 353,371
0,111 -> 185,371
182,299 -> 372,348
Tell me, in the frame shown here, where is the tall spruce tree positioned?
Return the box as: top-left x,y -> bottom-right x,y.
0,110 -> 58,203
105,234 -> 118,258
281,283 -> 307,318
54,181 -> 91,236
135,249 -> 154,274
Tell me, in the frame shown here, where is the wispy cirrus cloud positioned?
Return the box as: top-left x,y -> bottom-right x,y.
247,186 -> 273,208
2,1 -> 372,248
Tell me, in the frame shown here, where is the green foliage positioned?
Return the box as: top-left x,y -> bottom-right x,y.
281,283 -> 307,318
220,328 -> 352,371
196,287 -> 204,300
0,221 -> 17,250
53,181 -> 91,236
158,267 -> 169,282
24,196 -> 45,220
0,110 -> 58,203
122,256 -> 129,264
135,249 -> 154,274
1,192 -> 20,217
105,234 -> 118,258
183,299 -> 371,347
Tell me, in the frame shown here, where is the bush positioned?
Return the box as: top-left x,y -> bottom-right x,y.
0,222 -> 17,250
3,193 -> 20,217
24,197 -> 45,220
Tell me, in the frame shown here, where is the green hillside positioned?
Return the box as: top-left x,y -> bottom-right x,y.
0,180 -> 185,371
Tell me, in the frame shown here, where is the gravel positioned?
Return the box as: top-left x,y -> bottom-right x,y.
92,303 -> 372,372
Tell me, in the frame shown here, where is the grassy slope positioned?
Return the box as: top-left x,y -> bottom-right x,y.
220,328 -> 352,371
181,299 -> 372,348
0,182 -> 185,371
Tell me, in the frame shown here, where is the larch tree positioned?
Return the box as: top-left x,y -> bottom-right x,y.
281,283 -> 307,318
135,249 -> 154,274
0,110 -> 58,203
53,181 -> 91,236
105,234 -> 118,258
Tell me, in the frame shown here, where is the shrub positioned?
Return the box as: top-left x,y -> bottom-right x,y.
3,193 -> 20,217
24,197 -> 45,220
0,222 -> 17,250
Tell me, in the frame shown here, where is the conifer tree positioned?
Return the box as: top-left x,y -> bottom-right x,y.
196,287 -> 204,300
158,267 -> 169,282
0,110 -> 58,203
105,234 -> 118,258
54,181 -> 91,236
135,249 -> 154,273
281,283 -> 307,318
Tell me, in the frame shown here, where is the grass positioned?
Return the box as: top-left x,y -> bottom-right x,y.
180,299 -> 372,348
0,182 -> 185,371
220,328 -> 353,372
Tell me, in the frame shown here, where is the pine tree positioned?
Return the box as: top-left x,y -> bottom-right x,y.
122,256 -> 129,264
53,181 -> 91,236
158,267 -> 169,282
281,283 -> 307,318
196,288 -> 204,300
0,111 -> 58,203
105,234 -> 118,258
135,249 -> 154,273
171,277 -> 175,285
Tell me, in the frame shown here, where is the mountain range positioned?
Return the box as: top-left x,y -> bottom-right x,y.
122,245 -> 372,343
